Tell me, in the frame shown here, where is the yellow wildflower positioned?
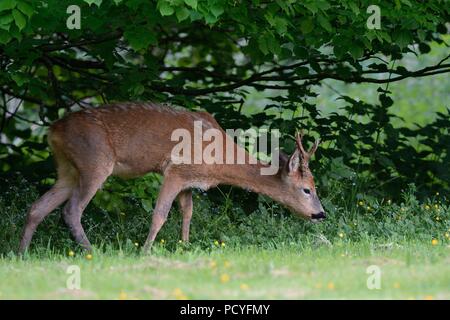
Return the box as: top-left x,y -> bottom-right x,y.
173,288 -> 188,300
220,274 -> 230,283
119,291 -> 127,300
240,283 -> 249,291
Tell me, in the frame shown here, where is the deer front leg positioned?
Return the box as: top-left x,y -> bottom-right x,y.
142,175 -> 183,252
178,189 -> 193,242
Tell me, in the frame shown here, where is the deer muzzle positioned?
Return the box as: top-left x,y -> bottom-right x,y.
311,211 -> 326,222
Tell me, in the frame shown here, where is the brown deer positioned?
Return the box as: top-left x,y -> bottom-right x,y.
19,102 -> 325,253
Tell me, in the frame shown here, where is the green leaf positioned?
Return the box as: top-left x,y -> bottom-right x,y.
158,1 -> 174,16
395,66 -> 408,75
257,35 -> 268,55
377,155 -> 395,168
0,29 -> 11,44
393,29 -> 412,49
300,18 -> 314,34
295,66 -> 309,77
204,12 -> 218,24
84,0 -> 102,7
184,0 -> 197,9
124,27 -> 157,51
379,94 -> 394,108
0,13 -> 14,29
317,13 -> 332,32
141,199 -> 153,212
418,42 -> 431,54
348,2 -> 360,14
349,44 -> 364,59
294,46 -> 308,59
176,7 -> 190,22
209,0 -> 224,18
11,72 -> 29,86
273,17 -> 288,35
132,83 -> 145,96
17,1 -> 34,18
12,8 -> 25,31
264,32 -> 280,55
333,45 -> 346,59
0,0 -> 16,12
303,2 -> 318,14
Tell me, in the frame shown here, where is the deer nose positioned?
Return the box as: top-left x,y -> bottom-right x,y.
311,212 -> 326,221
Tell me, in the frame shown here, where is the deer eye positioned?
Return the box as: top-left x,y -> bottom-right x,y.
302,188 -> 311,195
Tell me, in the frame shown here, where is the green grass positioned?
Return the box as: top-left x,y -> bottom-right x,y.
1,176 -> 449,299
0,241 -> 448,300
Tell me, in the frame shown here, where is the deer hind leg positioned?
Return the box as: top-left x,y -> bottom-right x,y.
19,162 -> 77,253
143,175 -> 185,252
178,189 -> 193,242
63,169 -> 111,251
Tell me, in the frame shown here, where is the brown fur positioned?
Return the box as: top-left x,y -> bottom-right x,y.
19,102 -> 324,253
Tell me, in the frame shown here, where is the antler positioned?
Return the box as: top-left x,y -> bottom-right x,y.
295,130 -> 320,161
295,130 -> 307,156
308,138 -> 320,157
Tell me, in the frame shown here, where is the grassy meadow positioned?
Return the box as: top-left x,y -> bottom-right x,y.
1,241 -> 448,300
0,175 -> 449,300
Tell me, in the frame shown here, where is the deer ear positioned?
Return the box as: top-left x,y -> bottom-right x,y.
278,151 -> 289,168
287,149 -> 300,174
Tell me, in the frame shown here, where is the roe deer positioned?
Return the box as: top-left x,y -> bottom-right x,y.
19,102 -> 325,253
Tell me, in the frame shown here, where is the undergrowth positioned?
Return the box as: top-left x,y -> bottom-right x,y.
0,174 -> 448,256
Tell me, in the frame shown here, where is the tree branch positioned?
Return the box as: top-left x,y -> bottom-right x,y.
38,31 -> 123,52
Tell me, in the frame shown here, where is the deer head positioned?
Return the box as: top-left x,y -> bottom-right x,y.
278,132 -> 325,222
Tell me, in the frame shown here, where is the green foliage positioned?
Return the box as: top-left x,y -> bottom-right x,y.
0,1 -> 449,199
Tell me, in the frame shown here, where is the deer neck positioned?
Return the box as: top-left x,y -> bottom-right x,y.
213,162 -> 287,201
